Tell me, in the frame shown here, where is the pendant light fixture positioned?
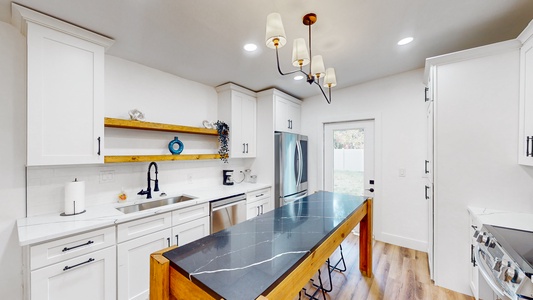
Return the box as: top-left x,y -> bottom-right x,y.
266,12 -> 336,104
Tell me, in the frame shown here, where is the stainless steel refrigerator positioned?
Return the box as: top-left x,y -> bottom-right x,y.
275,131 -> 308,207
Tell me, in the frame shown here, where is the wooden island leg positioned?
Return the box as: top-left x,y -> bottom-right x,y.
150,246 -> 177,300
359,198 -> 373,277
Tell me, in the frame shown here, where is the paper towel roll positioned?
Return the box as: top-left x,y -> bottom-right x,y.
64,179 -> 85,215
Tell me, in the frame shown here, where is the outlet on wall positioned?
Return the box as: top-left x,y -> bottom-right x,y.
399,168 -> 406,177
100,170 -> 115,183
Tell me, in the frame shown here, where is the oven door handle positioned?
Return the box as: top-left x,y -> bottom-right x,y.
474,246 -> 511,299
212,199 -> 246,212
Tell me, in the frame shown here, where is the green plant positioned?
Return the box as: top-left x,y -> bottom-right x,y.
214,120 -> 229,163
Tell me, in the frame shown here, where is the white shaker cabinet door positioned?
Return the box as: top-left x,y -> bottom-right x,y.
117,228 -> 171,300
30,246 -> 116,300
172,216 -> 210,246
26,22 -> 105,166
519,36 -> 533,166
274,95 -> 301,133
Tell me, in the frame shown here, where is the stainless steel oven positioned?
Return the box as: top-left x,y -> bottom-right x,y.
210,193 -> 247,234
474,225 -> 533,300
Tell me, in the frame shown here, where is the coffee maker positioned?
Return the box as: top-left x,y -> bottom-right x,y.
222,170 -> 234,185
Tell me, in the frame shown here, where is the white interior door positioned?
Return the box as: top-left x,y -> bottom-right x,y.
324,120 -> 375,198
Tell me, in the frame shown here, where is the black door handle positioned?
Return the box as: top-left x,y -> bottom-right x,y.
63,258 -> 95,271
97,137 -> 101,156
62,240 -> 94,252
527,136 -> 532,157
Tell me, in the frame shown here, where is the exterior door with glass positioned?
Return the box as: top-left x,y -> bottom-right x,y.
324,120 -> 375,198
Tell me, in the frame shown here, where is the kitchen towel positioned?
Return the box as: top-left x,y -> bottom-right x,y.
64,179 -> 85,215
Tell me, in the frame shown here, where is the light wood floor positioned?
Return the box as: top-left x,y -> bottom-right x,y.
295,233 -> 474,300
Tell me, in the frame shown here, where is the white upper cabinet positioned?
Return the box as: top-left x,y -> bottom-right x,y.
217,83 -> 257,158
519,32 -> 533,166
11,4 -> 114,166
274,94 -> 301,133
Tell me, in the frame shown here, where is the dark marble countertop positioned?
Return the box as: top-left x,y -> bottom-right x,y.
163,191 -> 367,300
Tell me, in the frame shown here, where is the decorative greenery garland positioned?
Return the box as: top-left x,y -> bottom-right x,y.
214,120 -> 229,163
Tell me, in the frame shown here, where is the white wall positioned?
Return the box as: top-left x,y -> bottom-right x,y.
434,48 -> 533,294
301,69 -> 428,251
27,56 -> 252,217
0,21 -> 26,300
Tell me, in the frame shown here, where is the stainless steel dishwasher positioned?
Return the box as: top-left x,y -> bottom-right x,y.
210,193 -> 247,234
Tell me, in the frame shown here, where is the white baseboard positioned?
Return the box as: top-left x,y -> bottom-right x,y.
378,232 -> 428,252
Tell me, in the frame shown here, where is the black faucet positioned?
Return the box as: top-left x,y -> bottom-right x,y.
137,162 -> 160,199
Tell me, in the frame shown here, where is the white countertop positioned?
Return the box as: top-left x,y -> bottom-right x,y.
468,206 -> 533,232
17,182 -> 270,246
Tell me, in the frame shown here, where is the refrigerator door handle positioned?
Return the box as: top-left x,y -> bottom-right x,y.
296,140 -> 303,187
282,191 -> 308,205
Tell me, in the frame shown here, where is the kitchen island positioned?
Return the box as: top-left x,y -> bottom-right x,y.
150,191 -> 373,300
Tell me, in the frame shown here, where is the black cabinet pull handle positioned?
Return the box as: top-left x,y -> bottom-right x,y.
255,193 -> 264,197
97,137 -> 101,156
63,258 -> 95,271
425,185 -> 430,200
243,143 -> 246,153
470,244 -> 476,267
288,119 -> 291,129
260,205 -> 264,214
526,136 -> 533,157
425,87 -> 429,102
175,235 -> 179,246
245,143 -> 249,153
62,240 -> 94,252
167,238 -> 170,247
424,160 -> 429,174
257,206 -> 260,216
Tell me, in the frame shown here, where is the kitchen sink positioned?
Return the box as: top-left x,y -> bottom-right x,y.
117,195 -> 197,214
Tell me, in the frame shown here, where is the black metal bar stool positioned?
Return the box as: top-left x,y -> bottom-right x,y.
300,245 -> 347,299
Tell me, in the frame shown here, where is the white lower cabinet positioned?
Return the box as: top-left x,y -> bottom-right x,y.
246,197 -> 271,220
171,216 -> 210,246
469,212 -> 482,300
31,246 -> 116,300
25,202 -> 212,300
117,229 -> 172,300
246,187 -> 272,220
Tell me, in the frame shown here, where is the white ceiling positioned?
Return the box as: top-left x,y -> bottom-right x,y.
2,0 -> 533,99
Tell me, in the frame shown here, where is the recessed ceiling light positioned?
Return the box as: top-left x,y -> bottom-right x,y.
397,37 -> 414,46
243,43 -> 258,51
294,75 -> 304,81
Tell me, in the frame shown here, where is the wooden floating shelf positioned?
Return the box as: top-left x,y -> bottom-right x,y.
105,154 -> 222,163
104,117 -> 218,136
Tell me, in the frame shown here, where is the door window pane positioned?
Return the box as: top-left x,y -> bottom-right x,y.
333,129 -> 364,196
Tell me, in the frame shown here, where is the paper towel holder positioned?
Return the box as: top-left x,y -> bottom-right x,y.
60,178 -> 87,216
60,209 -> 86,217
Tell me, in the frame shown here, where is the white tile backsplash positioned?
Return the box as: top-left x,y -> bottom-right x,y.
26,159 -> 252,217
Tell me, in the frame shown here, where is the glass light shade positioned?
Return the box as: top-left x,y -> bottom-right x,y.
291,38 -> 310,67
324,68 -> 337,87
311,55 -> 326,78
265,13 -> 287,49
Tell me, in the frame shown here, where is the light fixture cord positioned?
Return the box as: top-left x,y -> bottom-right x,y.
308,22 -> 313,83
